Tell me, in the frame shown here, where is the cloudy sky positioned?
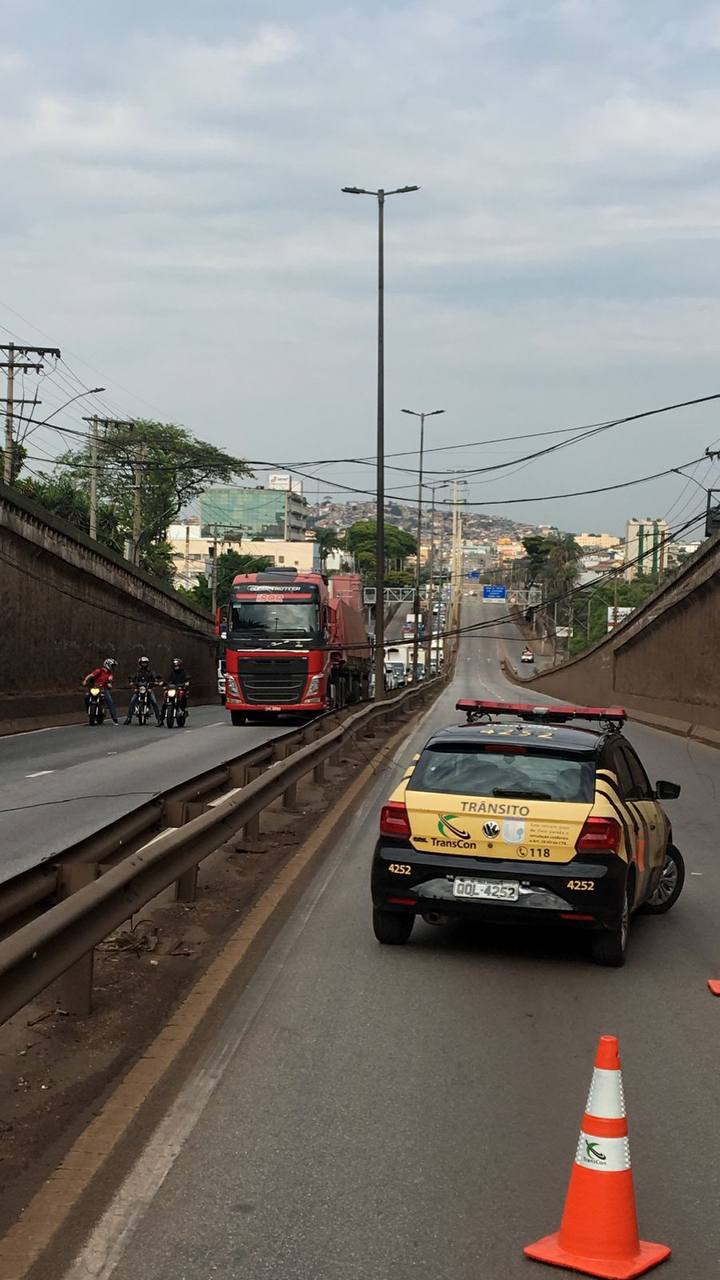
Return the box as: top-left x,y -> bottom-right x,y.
4,0 -> 720,535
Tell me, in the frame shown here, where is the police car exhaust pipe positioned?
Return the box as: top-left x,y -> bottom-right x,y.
423,911 -> 449,926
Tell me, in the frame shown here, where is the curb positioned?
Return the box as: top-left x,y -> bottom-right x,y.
0,700 -> 433,1280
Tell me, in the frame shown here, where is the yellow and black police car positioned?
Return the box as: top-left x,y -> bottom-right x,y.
371,700 -> 684,965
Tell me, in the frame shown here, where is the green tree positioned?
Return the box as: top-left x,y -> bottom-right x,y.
521,534 -> 552,585
569,575 -> 670,656
345,520 -> 416,579
314,526 -> 342,569
190,550 -> 274,611
19,420 -> 249,582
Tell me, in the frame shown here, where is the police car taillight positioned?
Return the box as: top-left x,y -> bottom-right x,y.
575,817 -> 621,853
380,802 -> 411,839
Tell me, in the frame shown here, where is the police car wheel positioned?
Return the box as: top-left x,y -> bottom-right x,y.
641,844 -> 685,915
591,889 -> 629,967
372,908 -> 414,945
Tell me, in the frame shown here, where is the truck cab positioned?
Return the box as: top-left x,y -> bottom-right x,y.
224,569 -> 370,723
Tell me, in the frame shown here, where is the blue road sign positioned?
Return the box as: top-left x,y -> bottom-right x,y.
482,585 -> 507,600
466,570 -> 481,579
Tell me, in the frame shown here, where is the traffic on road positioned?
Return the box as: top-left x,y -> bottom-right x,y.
54,600 -> 720,1280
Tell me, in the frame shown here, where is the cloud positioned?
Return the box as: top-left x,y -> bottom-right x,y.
1,0 -> 719,533
592,91 -> 720,162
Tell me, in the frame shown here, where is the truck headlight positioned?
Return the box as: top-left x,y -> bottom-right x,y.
226,675 -> 240,696
305,675 -> 322,698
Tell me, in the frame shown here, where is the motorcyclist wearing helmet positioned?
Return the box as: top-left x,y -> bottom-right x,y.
125,656 -> 163,725
165,657 -> 190,687
160,657 -> 191,722
82,658 -> 120,724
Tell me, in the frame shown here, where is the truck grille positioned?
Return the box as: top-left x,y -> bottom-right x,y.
238,657 -> 308,705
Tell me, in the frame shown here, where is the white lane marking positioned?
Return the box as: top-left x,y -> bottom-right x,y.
691,872 -> 703,876
60,825 -> 353,1280
0,725 -> 84,742
25,770 -> 55,778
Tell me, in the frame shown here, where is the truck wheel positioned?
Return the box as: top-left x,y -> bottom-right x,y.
372,908 -> 414,945
231,711 -> 246,726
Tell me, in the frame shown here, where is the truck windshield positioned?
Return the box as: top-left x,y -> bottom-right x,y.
231,601 -> 319,637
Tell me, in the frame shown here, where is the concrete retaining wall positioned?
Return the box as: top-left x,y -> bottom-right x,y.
0,482 -> 217,732
503,531 -> 720,743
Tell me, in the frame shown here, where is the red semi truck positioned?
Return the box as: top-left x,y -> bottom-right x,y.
223,569 -> 371,723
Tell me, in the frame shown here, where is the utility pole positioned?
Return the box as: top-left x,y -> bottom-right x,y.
210,524 -> 219,617
83,417 -> 133,542
425,486 -> 436,674
131,443 -> 145,565
0,342 -> 61,483
553,602 -> 558,665
402,407 -> 444,683
88,417 -> 99,540
436,509 -> 445,672
341,183 -> 419,700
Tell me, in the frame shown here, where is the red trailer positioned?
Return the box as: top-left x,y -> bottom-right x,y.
329,573 -> 364,614
224,569 -> 371,724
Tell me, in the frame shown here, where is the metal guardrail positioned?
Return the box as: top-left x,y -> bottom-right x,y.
0,707 -> 353,926
0,670 -> 451,1026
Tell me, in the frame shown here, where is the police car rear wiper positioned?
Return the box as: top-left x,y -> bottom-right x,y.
492,788 -> 553,800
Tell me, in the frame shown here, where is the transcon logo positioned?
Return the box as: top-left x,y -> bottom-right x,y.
584,1141 -> 606,1163
438,814 -> 472,840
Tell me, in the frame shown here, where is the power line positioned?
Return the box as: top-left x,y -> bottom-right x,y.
241,450 -> 709,509
262,391 -> 720,469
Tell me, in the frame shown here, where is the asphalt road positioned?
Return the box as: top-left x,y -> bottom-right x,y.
0,607 -> 408,887
0,703 -> 288,886
63,600 -> 720,1278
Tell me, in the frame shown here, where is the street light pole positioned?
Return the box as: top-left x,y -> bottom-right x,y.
402,407 -> 444,683
342,183 -> 419,699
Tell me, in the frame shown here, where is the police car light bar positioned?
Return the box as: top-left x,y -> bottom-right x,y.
455,699 -> 627,725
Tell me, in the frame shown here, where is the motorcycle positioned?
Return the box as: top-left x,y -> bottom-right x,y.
520,647 -> 534,664
163,684 -> 188,728
132,684 -> 152,725
87,685 -> 106,726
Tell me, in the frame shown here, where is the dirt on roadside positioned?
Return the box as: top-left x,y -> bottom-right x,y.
0,727 -> 398,1238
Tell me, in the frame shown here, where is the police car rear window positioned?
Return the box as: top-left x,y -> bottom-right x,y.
409,745 -> 595,803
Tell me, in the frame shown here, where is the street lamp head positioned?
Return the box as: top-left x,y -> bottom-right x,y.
342,185 -> 419,196
90,387 -> 106,394
402,408 -> 445,418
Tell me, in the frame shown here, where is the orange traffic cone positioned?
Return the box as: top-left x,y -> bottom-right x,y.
707,979 -> 720,995
524,1035 -> 670,1279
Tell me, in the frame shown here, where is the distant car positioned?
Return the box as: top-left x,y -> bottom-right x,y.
388,662 -> 406,688
371,700 -> 684,966
521,647 -> 534,664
